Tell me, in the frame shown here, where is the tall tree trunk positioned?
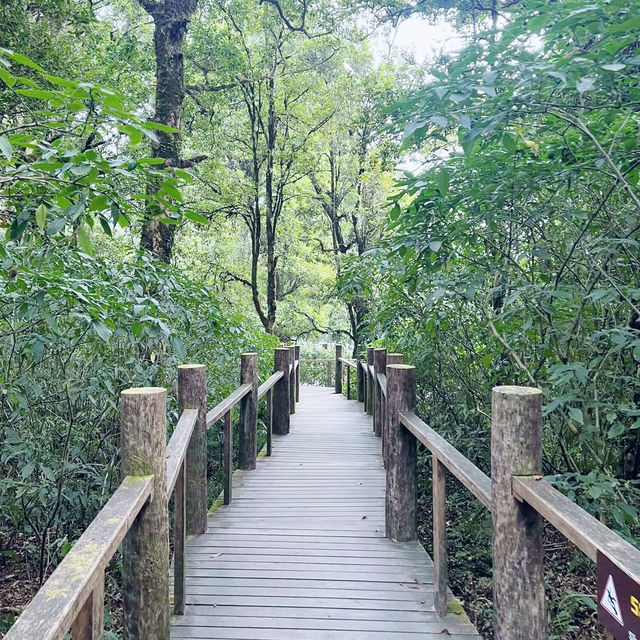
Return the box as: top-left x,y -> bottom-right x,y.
138,0 -> 197,263
265,73 -> 278,334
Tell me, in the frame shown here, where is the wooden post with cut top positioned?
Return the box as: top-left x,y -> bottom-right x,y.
366,347 -> 374,416
295,345 -> 300,402
491,385 -> 546,640
121,387 -> 170,639
335,345 -> 343,394
385,365 -> 417,542
239,353 -> 258,470
273,348 -> 290,435
383,353 -> 403,468
357,357 -> 365,404
288,346 -> 296,414
373,348 -> 387,437
178,364 -> 207,536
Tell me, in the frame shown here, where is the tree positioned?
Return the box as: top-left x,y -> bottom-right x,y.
137,0 -> 199,262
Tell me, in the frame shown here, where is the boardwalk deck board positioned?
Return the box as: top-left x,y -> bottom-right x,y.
170,386 -> 479,639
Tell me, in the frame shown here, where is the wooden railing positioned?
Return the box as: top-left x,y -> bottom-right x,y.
6,346 -> 301,640
339,345 -> 640,640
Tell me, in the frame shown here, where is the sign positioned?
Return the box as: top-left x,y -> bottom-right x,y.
597,551 -> 640,640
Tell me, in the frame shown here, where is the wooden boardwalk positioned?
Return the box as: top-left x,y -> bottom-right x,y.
171,385 -> 479,639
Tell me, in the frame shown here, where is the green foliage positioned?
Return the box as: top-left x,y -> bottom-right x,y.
370,0 -> 640,546
0,243 -> 276,579
0,48 -> 188,246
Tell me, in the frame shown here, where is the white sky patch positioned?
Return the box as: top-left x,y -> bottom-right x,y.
371,15 -> 467,66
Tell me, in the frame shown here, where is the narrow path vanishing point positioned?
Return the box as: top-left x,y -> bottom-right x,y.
170,385 -> 479,639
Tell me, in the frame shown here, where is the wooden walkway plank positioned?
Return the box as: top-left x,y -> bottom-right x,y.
170,385 -> 479,639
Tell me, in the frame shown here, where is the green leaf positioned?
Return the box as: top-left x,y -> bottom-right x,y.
502,133 -> 517,152
89,195 -> 109,212
1,48 -> 44,71
0,135 -> 13,161
576,77 -> 596,94
435,170 -> 450,196
568,407 -> 584,425
403,120 -> 427,139
608,16 -> 640,33
35,204 -> 47,230
143,121 -> 180,133
607,423 -> 625,438
46,217 -> 66,235
92,321 -> 112,342
0,68 -> 16,87
601,63 -> 625,71
184,210 -> 209,225
14,88 -> 60,101
430,115 -> 448,128
77,225 -> 92,254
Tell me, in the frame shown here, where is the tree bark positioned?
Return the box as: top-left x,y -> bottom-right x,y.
138,0 -> 198,263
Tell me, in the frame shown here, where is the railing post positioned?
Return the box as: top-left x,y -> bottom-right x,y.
288,346 -> 296,414
366,347 -> 374,416
383,353 -> 403,468
266,388 -> 273,456
491,386 -> 546,640
71,572 -> 104,639
335,345 -> 343,394
433,456 -> 447,616
273,348 -> 290,435
295,345 -> 300,402
357,359 -> 365,404
239,353 -> 258,470
347,365 -> 351,399
385,365 -> 417,542
120,387 -> 170,639
178,364 -> 207,536
373,348 -> 386,437
173,457 -> 186,615
223,409 -> 232,504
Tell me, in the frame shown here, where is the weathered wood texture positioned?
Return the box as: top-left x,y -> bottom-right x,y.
357,358 -> 365,403
385,365 -> 417,542
513,476 -> 640,578
206,384 -> 251,428
121,387 -> 170,640
432,457 -> 447,616
373,349 -> 386,437
335,344 -> 343,394
170,385 -> 478,639
174,462 -> 186,615
366,347 -> 374,415
295,345 -> 300,402
178,364 -> 207,536
4,476 -> 152,640
239,353 -> 258,470
382,354 -> 402,468
288,346 -> 296,415
223,410 -> 233,505
273,348 -> 290,435
491,386 -> 546,640
399,411 -> 492,510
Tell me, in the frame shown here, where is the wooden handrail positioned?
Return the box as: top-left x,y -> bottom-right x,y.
166,408 -> 198,494
377,372 -> 387,398
513,475 -> 640,577
338,356 -> 357,368
206,383 -> 252,428
400,410 -> 492,510
258,370 -> 284,398
5,475 -> 153,640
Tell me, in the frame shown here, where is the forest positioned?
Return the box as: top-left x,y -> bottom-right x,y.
0,0 -> 639,637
